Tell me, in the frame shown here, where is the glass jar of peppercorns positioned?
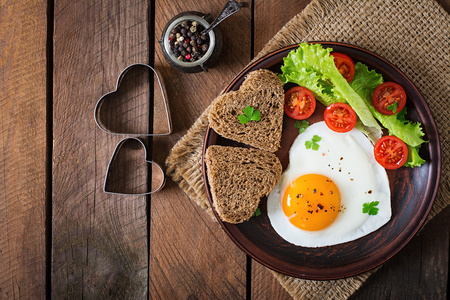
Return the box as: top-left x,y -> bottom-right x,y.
160,11 -> 223,73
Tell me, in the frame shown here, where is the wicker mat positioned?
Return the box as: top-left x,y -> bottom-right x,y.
165,0 -> 450,298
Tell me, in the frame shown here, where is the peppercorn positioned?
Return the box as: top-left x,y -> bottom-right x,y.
168,19 -> 210,63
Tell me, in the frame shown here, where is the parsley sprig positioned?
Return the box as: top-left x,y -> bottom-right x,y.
305,135 -> 321,150
294,120 -> 310,134
238,106 -> 261,124
252,207 -> 261,217
387,102 -> 399,114
362,201 -> 379,215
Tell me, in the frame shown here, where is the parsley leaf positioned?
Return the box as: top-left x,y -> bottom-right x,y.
305,135 -> 321,150
294,120 -> 310,134
362,201 -> 379,215
252,207 -> 261,217
387,101 -> 399,114
238,106 -> 261,124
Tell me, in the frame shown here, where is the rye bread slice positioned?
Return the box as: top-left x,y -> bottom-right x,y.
208,69 -> 284,152
204,145 -> 282,224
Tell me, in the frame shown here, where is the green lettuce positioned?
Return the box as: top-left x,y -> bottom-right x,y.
350,62 -> 426,167
279,43 -> 382,135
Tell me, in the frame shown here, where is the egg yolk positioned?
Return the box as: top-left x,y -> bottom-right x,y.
282,174 -> 341,231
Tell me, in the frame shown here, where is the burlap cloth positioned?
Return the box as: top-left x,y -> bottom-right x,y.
165,0 -> 450,298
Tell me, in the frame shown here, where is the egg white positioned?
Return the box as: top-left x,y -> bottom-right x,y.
267,121 -> 391,247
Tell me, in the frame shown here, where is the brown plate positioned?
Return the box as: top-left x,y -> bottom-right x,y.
201,42 -> 441,280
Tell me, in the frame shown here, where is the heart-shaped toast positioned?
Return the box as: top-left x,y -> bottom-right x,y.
94,63 -> 172,136
204,145 -> 282,223
104,138 -> 165,195
208,69 -> 284,152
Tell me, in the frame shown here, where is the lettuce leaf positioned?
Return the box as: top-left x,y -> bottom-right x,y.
279,43 -> 382,134
405,146 -> 426,167
350,62 -> 427,167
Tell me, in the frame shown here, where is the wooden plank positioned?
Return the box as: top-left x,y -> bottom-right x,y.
149,0 -> 252,298
350,206 -> 450,299
253,0 -> 311,55
52,1 -> 150,298
0,1 -> 48,299
252,263 -> 292,300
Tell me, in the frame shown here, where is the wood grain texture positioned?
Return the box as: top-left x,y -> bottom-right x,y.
350,206 -> 449,300
149,0 -> 252,298
252,262 -> 292,299
253,0 -> 310,55
0,1 -> 47,299
0,0 -> 447,298
52,1 -> 149,298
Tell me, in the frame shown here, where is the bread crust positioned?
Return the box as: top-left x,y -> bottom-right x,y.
208,69 -> 284,152
205,145 -> 282,224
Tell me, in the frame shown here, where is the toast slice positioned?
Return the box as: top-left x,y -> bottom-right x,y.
204,145 -> 282,224
208,69 -> 284,152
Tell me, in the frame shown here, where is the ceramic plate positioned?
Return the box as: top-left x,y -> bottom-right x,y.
202,42 -> 441,280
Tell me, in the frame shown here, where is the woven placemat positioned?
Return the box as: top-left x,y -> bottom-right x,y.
165,0 -> 450,298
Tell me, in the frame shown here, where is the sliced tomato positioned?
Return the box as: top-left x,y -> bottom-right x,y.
331,52 -> 355,82
374,135 -> 408,169
372,82 -> 406,115
323,103 -> 357,133
284,86 -> 316,120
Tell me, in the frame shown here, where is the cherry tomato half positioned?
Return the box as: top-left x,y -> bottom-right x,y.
284,86 -> 316,120
324,103 -> 357,133
331,52 -> 355,82
372,82 -> 406,115
374,135 -> 408,169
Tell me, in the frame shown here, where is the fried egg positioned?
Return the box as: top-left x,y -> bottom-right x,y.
267,121 -> 391,247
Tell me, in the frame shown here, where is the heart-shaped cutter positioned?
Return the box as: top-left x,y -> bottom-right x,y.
104,137 -> 166,195
94,63 -> 172,136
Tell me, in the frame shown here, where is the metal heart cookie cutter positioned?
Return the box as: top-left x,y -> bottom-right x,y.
104,137 -> 166,195
94,63 -> 172,195
94,63 -> 172,136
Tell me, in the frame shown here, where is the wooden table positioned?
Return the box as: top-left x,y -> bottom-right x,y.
1,1 -> 449,299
